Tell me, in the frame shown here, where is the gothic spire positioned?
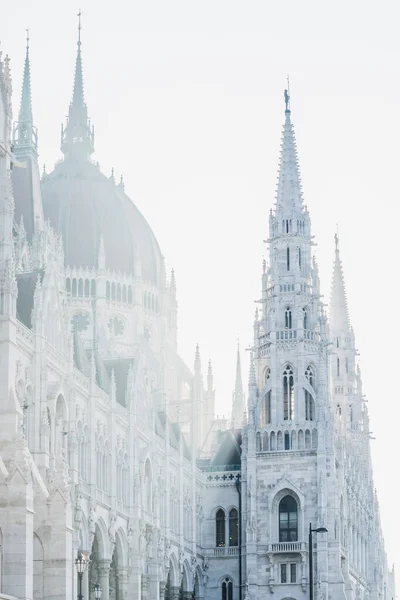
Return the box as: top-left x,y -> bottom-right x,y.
61,11 -> 94,160
231,342 -> 245,429
13,29 -> 38,159
275,89 -> 303,214
329,232 -> 350,333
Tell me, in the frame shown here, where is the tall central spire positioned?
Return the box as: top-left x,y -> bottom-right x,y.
13,30 -> 38,159
275,88 -> 303,214
61,11 -> 94,160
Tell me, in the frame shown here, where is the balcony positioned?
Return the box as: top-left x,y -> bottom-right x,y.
212,547 -> 240,557
268,541 -> 306,553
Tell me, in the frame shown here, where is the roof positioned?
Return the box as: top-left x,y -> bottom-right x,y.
41,158 -> 163,283
16,270 -> 44,329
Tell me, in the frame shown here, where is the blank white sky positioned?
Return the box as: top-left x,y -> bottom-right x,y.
3,0 -> 399,573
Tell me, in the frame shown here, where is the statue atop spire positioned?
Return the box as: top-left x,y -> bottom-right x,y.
284,75 -> 291,113
61,11 -> 94,160
13,29 -> 38,159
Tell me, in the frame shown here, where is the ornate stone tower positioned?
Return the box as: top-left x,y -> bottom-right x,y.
242,92 -> 334,600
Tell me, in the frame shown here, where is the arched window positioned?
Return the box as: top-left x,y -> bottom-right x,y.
305,365 -> 314,388
286,247 -> 290,271
285,308 -> 292,329
283,365 -> 294,421
229,508 -> 238,547
279,495 -> 298,542
259,390 -> 271,427
305,390 -> 314,421
337,358 -> 340,377
298,247 -> 302,268
216,509 -> 226,547
265,368 -> 271,384
222,578 -> 233,600
303,307 -> 308,329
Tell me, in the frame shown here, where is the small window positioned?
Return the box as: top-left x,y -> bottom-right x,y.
283,365 -> 294,421
345,357 -> 348,374
216,509 -> 226,547
337,358 -> 340,377
298,247 -> 301,268
280,564 -> 287,583
303,307 -> 307,329
285,308 -> 292,329
290,563 -> 297,583
337,337 -> 340,348
229,509 -> 238,547
222,579 -> 233,600
284,433 -> 290,450
279,495 -> 298,542
286,247 -> 290,271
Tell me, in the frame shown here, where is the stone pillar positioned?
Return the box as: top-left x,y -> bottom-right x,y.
99,559 -> 111,600
116,567 -> 130,600
170,585 -> 180,600
142,574 -> 150,600
160,581 -> 166,600
183,591 -> 193,600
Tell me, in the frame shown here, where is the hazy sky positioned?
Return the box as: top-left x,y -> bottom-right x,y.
2,0 -> 399,573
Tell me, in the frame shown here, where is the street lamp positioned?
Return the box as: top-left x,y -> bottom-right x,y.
309,523 -> 328,600
75,551 -> 88,600
93,583 -> 103,599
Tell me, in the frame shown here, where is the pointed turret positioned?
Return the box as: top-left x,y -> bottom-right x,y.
231,343 -> 245,429
275,89 -> 303,214
329,233 -> 350,333
61,12 -> 94,160
13,30 -> 38,159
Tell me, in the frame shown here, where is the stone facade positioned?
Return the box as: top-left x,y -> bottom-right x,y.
0,27 -> 395,600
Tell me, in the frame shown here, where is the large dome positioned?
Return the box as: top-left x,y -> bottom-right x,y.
42,158 -> 163,284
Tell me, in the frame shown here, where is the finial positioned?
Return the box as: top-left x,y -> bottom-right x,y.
26,28 -> 30,52
284,75 -> 291,112
110,166 -> 115,183
77,9 -> 82,47
42,163 -> 46,176
335,226 -> 339,252
119,174 -> 125,189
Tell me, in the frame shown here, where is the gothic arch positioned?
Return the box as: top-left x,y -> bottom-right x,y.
115,528 -> 129,566
182,559 -> 192,592
269,480 -> 305,543
94,518 -> 109,560
168,552 -> 180,587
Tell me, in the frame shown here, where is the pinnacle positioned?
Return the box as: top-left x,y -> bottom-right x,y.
329,233 -> 350,333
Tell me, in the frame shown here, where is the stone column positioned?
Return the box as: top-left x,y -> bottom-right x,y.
98,559 -> 111,600
160,581 -> 166,600
170,585 -> 180,600
116,567 -> 130,599
183,591 -> 193,600
142,574 -> 150,600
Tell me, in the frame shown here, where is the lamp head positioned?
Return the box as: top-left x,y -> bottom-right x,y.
93,583 -> 103,599
315,527 -> 328,533
75,551 -> 88,574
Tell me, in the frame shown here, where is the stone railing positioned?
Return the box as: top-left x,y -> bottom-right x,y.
202,469 -> 240,486
211,546 -> 239,557
269,541 -> 306,553
16,320 -> 35,347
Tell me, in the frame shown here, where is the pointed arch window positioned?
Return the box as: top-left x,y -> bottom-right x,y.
216,509 -> 226,547
283,365 -> 294,420
279,495 -> 298,542
303,307 -> 308,329
285,308 -> 292,329
305,365 -> 314,388
298,247 -> 302,268
337,358 -> 340,377
229,509 -> 239,546
286,247 -> 290,271
260,390 -> 271,427
222,578 -> 233,600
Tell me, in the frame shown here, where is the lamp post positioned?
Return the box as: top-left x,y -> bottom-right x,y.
93,583 -> 103,599
75,551 -> 88,600
309,523 -> 328,600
